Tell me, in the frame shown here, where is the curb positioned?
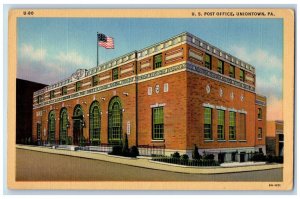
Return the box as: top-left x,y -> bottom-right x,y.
16,145 -> 283,174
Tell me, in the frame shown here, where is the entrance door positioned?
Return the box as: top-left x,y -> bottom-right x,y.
240,152 -> 245,162
73,119 -> 82,145
72,105 -> 84,146
218,153 -> 225,163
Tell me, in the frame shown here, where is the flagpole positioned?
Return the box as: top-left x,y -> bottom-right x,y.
96,32 -> 99,66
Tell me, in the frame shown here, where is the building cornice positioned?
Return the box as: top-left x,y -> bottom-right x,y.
34,32 -> 257,97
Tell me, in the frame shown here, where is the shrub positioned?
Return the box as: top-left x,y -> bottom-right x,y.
66,136 -> 72,145
180,154 -> 189,161
203,154 -> 215,160
192,145 -> 201,160
266,155 -> 283,163
79,136 -> 86,146
110,145 -> 122,155
251,153 -> 266,162
171,152 -> 180,158
129,146 -> 139,157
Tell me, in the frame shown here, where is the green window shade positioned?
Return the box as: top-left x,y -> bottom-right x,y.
154,54 -> 162,69
205,54 -> 211,69
62,86 -> 67,95
37,96 -> 42,103
229,112 -> 236,140
112,68 -> 118,80
50,91 -> 55,99
48,111 -> 56,143
152,107 -> 164,140
217,110 -> 225,140
108,98 -> 122,144
93,108 -> 100,128
76,82 -> 81,91
204,108 -> 212,124
229,65 -> 235,78
217,60 -> 224,74
204,108 -> 212,140
60,109 -> 68,144
62,112 -> 67,131
240,70 -> 245,81
92,75 -> 98,86
90,102 -> 101,144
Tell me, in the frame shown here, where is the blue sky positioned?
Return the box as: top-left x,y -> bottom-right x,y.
17,18 -> 283,120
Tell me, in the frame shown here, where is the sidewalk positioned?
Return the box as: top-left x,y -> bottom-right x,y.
16,145 -> 283,174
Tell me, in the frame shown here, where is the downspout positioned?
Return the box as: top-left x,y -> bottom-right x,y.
135,52 -> 138,147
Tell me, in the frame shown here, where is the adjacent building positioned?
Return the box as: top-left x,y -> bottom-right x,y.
32,32 -> 267,161
266,120 -> 284,156
17,78 -> 48,144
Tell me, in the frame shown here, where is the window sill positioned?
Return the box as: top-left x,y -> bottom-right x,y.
217,140 -> 226,142
258,118 -> 262,121
229,140 -> 237,142
151,139 -> 165,142
258,138 -> 262,140
239,140 -> 247,142
204,140 -> 214,142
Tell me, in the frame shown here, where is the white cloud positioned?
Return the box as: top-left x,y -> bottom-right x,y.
20,43 -> 46,62
18,44 -> 94,84
230,45 -> 282,70
56,51 -> 93,69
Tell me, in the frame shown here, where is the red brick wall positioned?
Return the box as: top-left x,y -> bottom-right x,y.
255,95 -> 267,147
32,83 -> 137,146
186,72 -> 256,150
137,72 -> 188,150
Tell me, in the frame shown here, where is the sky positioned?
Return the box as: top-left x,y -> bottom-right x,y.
17,18 -> 283,121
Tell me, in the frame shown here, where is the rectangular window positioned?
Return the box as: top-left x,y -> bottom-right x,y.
240,69 -> 245,82
152,107 -> 164,140
229,112 -> 236,140
92,75 -> 98,86
229,65 -> 235,78
112,68 -> 118,81
37,96 -> 42,104
76,81 -> 81,92
204,108 -> 212,140
62,86 -> 67,95
50,90 -> 55,99
217,110 -> 225,140
240,113 -> 246,140
205,54 -> 211,69
258,108 -> 262,119
154,53 -> 162,69
258,127 -> 262,139
217,60 -> 224,74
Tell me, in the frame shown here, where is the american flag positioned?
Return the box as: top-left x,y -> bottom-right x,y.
97,33 -> 114,49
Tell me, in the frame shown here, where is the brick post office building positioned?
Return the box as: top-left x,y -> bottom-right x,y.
32,32 -> 266,162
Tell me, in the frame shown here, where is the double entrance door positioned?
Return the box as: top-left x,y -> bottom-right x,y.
72,115 -> 83,145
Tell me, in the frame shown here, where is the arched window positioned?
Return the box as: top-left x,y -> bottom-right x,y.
60,108 -> 68,144
108,97 -> 122,144
89,101 -> 101,145
48,110 -> 56,144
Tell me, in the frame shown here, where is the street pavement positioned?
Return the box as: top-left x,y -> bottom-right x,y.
16,149 -> 283,181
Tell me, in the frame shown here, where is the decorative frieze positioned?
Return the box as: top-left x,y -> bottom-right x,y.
256,99 -> 266,106
33,76 -> 135,109
186,62 -> 255,93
